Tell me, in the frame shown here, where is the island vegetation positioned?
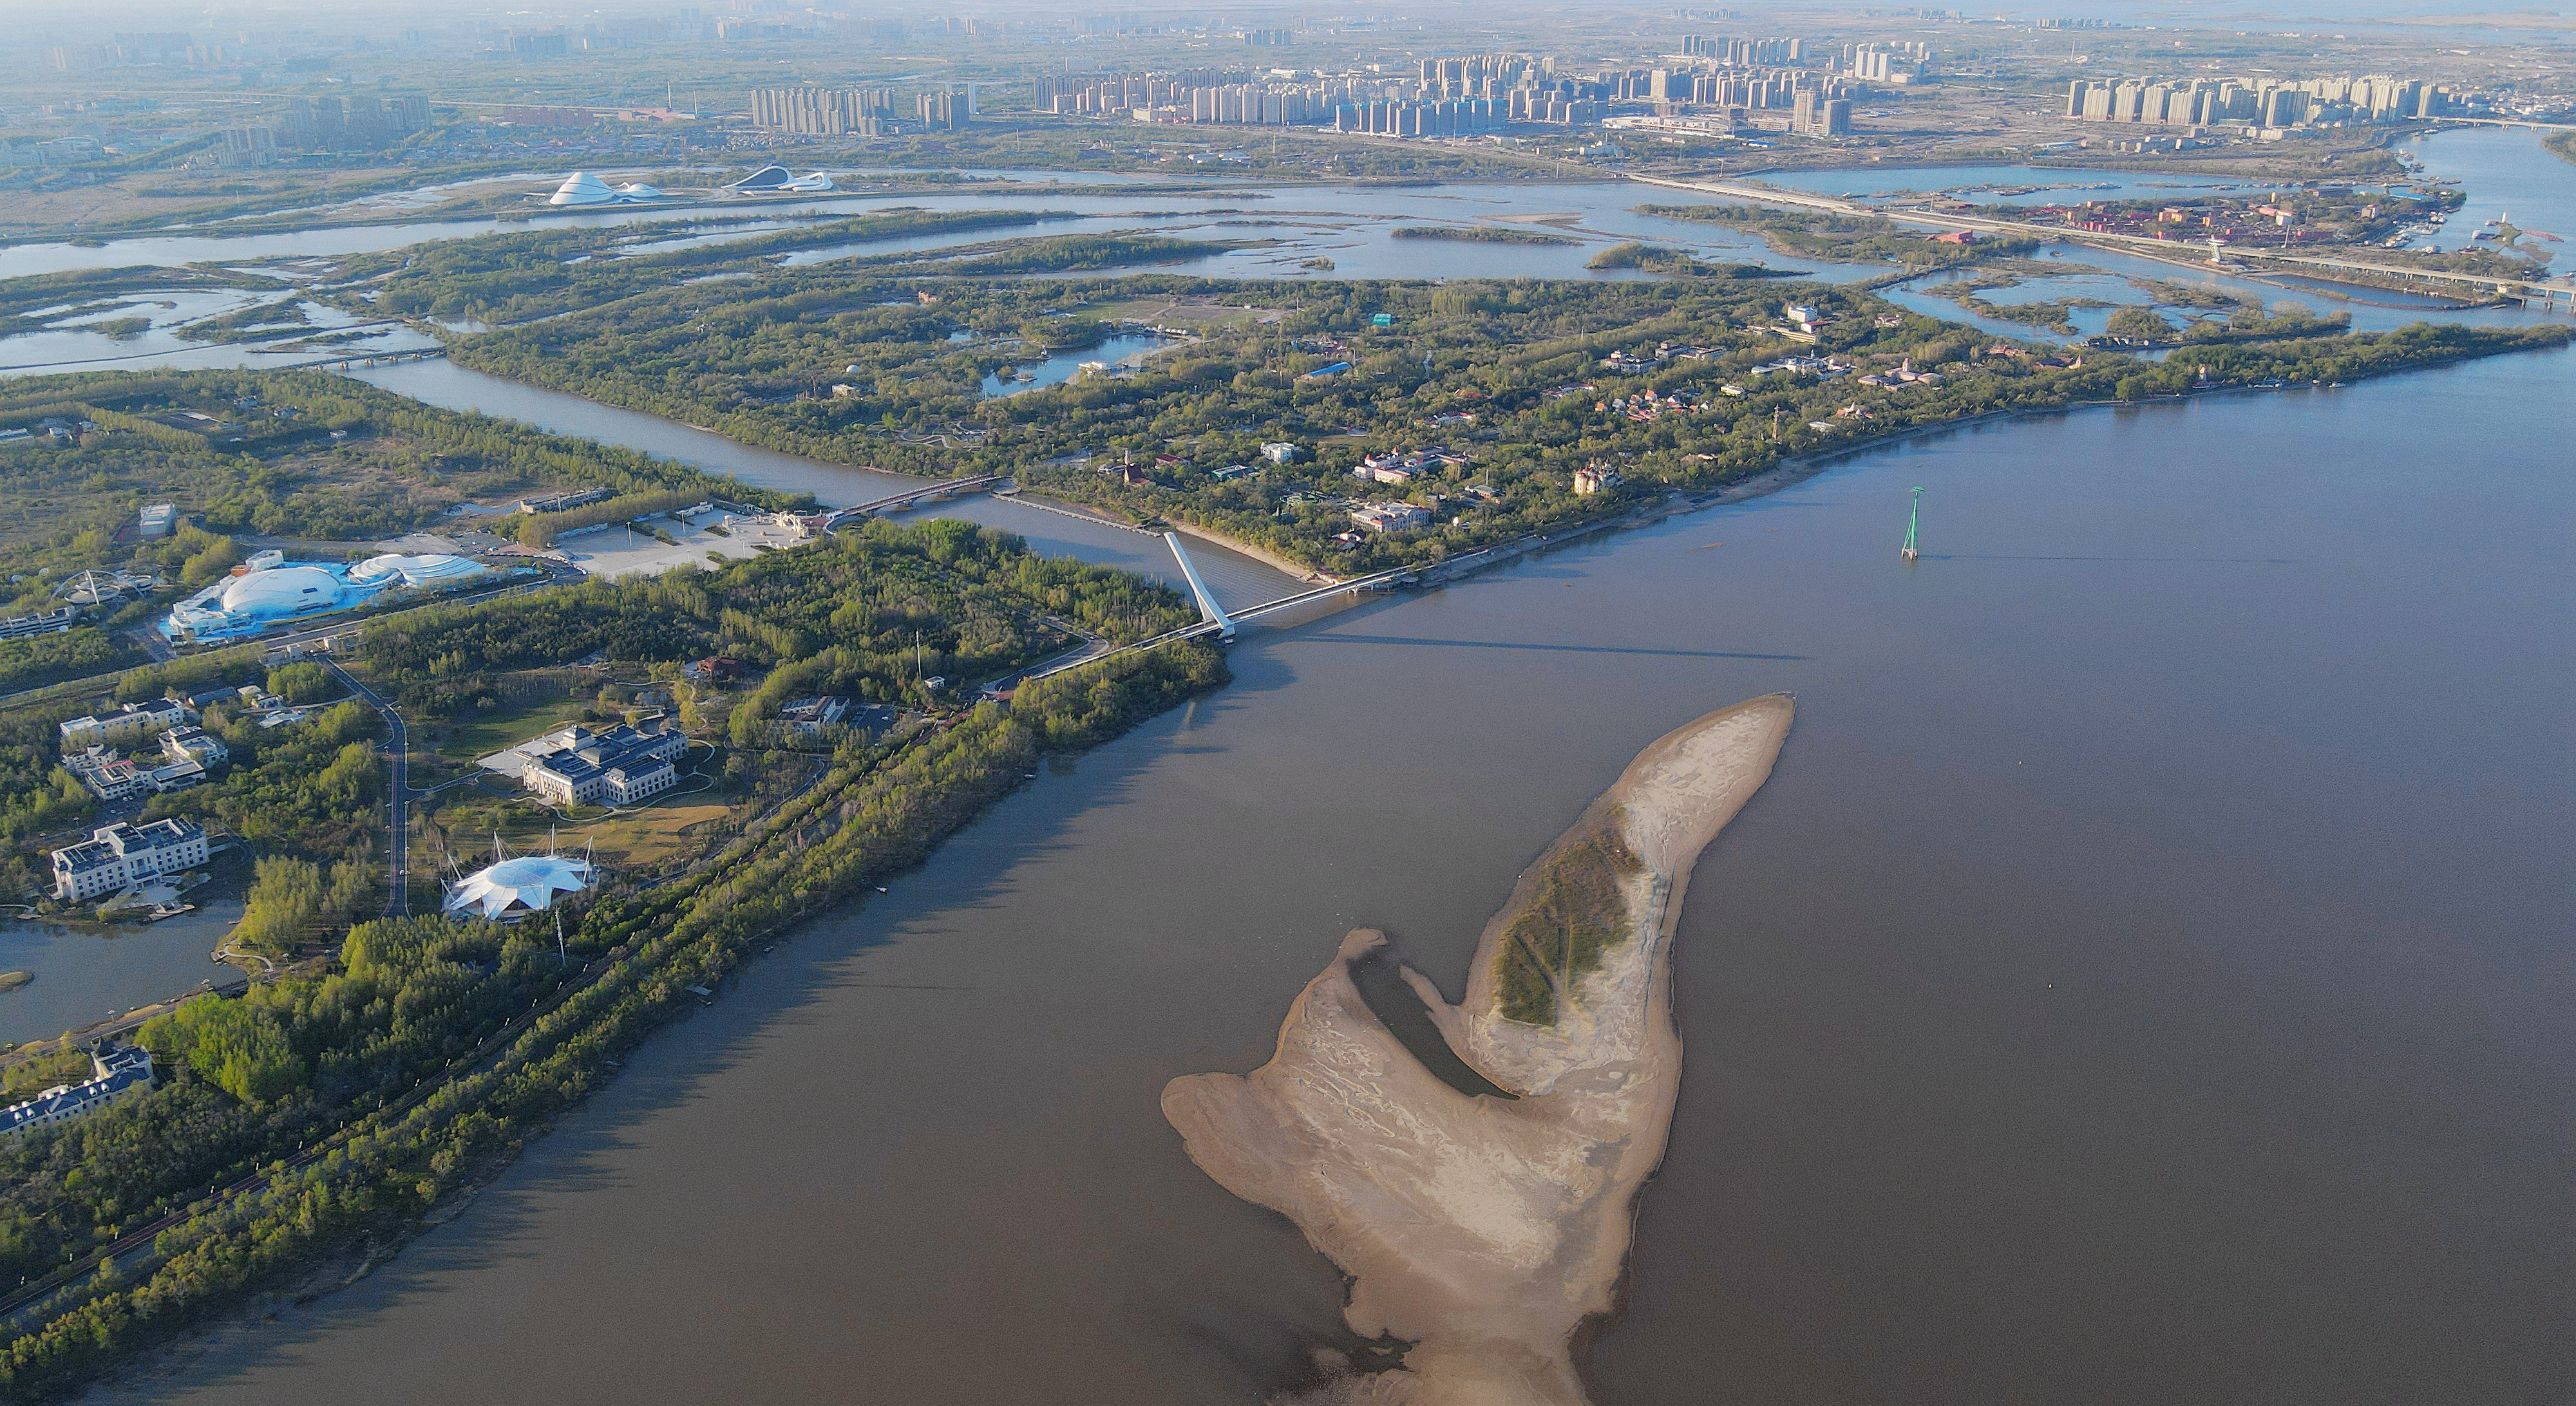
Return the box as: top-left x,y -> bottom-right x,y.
1636,201 -> 2032,266
401,223 -> 2564,578
1389,225 -> 1577,245
1584,241 -> 1788,279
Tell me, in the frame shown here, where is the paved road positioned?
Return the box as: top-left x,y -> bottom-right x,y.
1629,173 -> 2576,301
322,659 -> 413,917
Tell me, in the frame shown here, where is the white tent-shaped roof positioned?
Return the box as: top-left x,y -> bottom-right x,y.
445,852 -> 594,921
549,171 -> 617,206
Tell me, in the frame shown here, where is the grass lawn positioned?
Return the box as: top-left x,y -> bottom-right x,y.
426,678 -> 596,764
1090,294 -> 1286,330
490,796 -> 735,873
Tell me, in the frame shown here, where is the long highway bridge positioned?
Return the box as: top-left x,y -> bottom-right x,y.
812,474 -> 1009,530
1629,173 -> 2576,311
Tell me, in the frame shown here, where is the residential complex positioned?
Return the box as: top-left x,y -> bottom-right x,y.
1040,33 -> 1877,139
750,85 -> 896,137
2066,73 -> 2453,129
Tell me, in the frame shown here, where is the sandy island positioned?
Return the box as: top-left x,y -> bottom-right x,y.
1163,694 -> 1794,1404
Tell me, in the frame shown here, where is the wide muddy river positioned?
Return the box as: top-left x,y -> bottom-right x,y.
53,129 -> 2576,1405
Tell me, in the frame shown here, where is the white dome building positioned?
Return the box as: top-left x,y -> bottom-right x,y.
215,564 -> 349,617
728,165 -> 791,191
162,552 -> 489,642
444,852 -> 595,922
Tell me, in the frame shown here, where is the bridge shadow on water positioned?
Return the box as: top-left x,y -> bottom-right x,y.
1920,553 -> 2297,565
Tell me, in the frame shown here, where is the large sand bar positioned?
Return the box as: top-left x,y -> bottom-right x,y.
1164,694 -> 1795,1404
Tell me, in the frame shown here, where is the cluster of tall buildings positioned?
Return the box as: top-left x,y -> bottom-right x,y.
916,88 -> 972,130
745,84 -> 967,135
276,94 -> 430,151
1615,34 -> 1891,136
750,86 -> 897,136
1039,73 -> 1324,124
2065,73 -> 2452,128
1038,70 -> 1562,131
1680,35 -> 1808,65
1035,38 -> 1880,138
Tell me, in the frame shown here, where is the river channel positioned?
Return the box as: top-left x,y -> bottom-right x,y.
100,336 -> 2573,1406
38,130 -> 2576,1405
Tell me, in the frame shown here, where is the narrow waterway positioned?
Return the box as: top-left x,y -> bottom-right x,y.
348,360 -> 1303,613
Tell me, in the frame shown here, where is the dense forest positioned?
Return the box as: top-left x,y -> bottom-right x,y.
366,515 -> 1193,724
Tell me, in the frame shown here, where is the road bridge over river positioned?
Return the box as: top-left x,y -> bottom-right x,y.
1630,173 -> 2576,311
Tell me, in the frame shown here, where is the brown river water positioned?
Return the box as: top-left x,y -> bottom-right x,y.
90,341 -> 2574,1406
55,126 -> 2576,1406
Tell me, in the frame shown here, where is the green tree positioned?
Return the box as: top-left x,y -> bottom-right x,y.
137,996 -> 303,1105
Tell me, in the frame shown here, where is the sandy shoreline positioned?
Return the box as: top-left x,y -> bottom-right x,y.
1163,695 -> 1794,1404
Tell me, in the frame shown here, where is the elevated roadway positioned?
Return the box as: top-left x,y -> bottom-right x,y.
817,475 -> 1007,530
1629,173 -> 2576,308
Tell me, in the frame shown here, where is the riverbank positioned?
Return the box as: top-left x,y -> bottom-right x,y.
0,635 -> 1229,1401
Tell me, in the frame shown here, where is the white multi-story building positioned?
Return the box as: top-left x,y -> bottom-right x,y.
50,818 -> 209,902
516,722 -> 685,807
1350,502 -> 1432,534
58,697 -> 193,750
161,726 -> 229,768
0,1045 -> 154,1135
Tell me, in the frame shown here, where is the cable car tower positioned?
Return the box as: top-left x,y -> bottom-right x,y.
1900,487 -> 1922,563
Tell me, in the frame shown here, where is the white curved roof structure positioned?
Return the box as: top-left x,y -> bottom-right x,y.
778,171 -> 836,192
350,553 -> 486,588
445,853 -> 594,921
216,565 -> 347,617
728,165 -> 791,191
549,173 -> 665,207
549,171 -> 616,206
164,552 -> 489,642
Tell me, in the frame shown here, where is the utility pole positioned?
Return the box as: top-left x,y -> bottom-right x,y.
1900,486 -> 1922,562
